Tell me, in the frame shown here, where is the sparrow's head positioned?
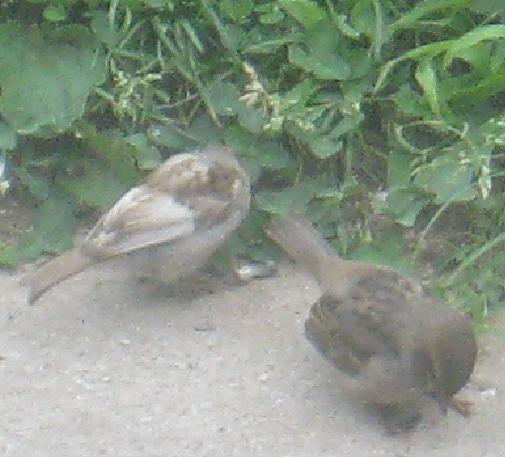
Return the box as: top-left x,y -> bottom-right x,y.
147,145 -> 249,201
202,146 -> 250,198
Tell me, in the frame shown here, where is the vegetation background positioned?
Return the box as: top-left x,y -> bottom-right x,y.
1,0 -> 505,324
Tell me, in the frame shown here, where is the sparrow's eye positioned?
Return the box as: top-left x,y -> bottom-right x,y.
209,166 -> 237,193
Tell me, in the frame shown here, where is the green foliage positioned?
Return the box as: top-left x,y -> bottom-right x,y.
2,0 -> 505,316
0,22 -> 106,134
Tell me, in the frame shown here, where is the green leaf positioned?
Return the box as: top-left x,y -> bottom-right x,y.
244,34 -> 300,54
43,5 -> 67,22
0,244 -> 18,266
0,120 -> 17,150
143,0 -> 171,8
220,0 -> 253,22
470,0 -> 505,14
224,127 -> 290,177
204,80 -> 241,116
280,79 -> 319,110
76,124 -> 142,187
186,114 -> 224,145
340,44 -> 372,79
279,0 -> 327,28
125,133 -> 163,170
414,152 -> 476,204
57,165 -> 130,211
307,134 -> 342,158
90,10 -> 122,46
350,0 -> 376,35
387,150 -> 411,188
350,226 -> 415,274
237,104 -> 266,134
148,124 -> 196,150
390,0 -> 472,34
15,168 -> 50,201
255,185 -> 312,214
394,85 -> 430,117
415,59 -> 440,116
16,193 -> 76,259
256,4 -> 286,24
385,187 -> 428,227
443,24 -> 505,68
0,22 -> 106,134
288,21 -> 351,80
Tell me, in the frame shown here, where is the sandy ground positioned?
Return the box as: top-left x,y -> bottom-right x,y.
0,262 -> 504,457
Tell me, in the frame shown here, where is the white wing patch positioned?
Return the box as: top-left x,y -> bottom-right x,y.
85,184 -> 196,256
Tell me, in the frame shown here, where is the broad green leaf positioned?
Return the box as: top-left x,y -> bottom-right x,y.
125,133 -> 163,170
204,81 -> 241,116
15,168 -> 50,201
0,22 -> 106,134
220,0 -> 253,22
76,124 -> 142,187
334,14 -> 361,40
307,134 -> 342,159
350,226 -> 414,274
331,112 -> 364,140
256,4 -> 286,24
414,152 -> 476,204
340,44 -> 372,79
279,79 -> 319,111
446,41 -> 492,75
394,85 -> 430,117
279,0 -> 327,28
43,5 -> 67,22
148,124 -> 195,149
350,0 -> 376,35
0,244 -> 18,266
255,184 -> 314,214
470,0 -> 505,14
16,193 -> 76,259
385,187 -> 428,227
224,127 -> 290,174
387,150 -> 411,188
57,165 -> 130,210
186,114 -> 224,145
90,10 -> 122,46
143,0 -> 171,8
288,21 -> 351,80
237,104 -> 266,134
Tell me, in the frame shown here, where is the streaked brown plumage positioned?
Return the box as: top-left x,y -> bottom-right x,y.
20,146 -> 250,304
268,212 -> 476,432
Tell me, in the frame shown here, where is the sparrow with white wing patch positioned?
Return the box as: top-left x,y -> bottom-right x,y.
20,146 -> 250,304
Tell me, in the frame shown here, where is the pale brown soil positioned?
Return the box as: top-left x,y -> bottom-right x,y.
0,263 -> 504,457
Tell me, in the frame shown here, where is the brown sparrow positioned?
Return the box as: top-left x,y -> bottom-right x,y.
268,212 -> 476,432
20,146 -> 250,304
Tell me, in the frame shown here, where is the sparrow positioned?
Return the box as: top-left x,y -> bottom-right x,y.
267,212 -> 476,432
20,146 -> 250,304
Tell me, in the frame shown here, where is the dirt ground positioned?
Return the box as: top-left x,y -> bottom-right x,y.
1,262 -> 504,457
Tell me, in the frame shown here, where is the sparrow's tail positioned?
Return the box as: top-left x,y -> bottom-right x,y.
20,249 -> 93,305
267,212 -> 337,278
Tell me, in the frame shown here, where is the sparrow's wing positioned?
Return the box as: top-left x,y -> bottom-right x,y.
83,185 -> 229,257
306,271 -> 422,376
306,295 -> 395,375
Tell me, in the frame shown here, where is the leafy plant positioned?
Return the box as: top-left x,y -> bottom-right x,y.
2,0 -> 505,316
